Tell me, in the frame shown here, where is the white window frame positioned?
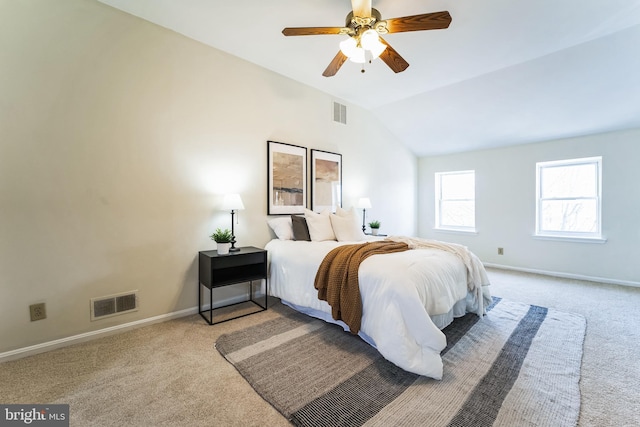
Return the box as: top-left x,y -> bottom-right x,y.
435,170 -> 476,233
535,156 -> 605,242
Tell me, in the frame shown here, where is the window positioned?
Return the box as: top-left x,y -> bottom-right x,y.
536,157 -> 602,240
435,170 -> 475,231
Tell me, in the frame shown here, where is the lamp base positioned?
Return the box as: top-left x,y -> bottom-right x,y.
229,237 -> 240,252
229,211 -> 241,252
361,208 -> 367,233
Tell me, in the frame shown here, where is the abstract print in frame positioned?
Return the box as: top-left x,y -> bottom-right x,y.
267,141 -> 307,215
311,149 -> 342,213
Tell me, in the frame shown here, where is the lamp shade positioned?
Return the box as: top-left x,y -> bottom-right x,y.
340,37 -> 366,64
221,194 -> 244,211
348,48 -> 366,64
368,39 -> 386,59
360,29 -> 386,59
339,37 -> 358,57
357,197 -> 372,209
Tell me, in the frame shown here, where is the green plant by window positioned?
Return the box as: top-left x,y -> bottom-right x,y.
210,228 -> 232,243
368,220 -> 381,229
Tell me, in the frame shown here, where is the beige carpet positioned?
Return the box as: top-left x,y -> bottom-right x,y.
0,268 -> 639,426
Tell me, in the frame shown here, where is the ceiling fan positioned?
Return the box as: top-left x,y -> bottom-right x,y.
282,0 -> 452,77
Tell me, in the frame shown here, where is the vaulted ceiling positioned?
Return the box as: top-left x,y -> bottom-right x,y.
98,0 -> 640,156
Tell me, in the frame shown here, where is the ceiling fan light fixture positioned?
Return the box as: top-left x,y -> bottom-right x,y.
339,37 -> 357,56
369,39 -> 386,59
340,37 -> 366,63
360,28 -> 386,59
348,47 -> 366,63
360,29 -> 379,50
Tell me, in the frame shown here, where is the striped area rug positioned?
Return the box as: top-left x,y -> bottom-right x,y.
216,298 -> 585,427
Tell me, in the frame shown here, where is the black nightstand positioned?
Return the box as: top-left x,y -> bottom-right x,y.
198,246 -> 268,325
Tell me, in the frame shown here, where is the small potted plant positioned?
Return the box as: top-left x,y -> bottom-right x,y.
210,228 -> 233,255
368,220 -> 381,235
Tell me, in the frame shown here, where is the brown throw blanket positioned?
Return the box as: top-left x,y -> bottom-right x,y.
314,241 -> 409,334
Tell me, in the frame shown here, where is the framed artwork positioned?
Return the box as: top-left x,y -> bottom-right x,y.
311,149 -> 342,213
267,141 -> 307,215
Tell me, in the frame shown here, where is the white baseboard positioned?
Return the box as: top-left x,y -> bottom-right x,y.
484,263 -> 640,288
0,294 -> 249,364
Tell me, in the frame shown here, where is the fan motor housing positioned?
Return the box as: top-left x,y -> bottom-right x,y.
345,8 -> 383,30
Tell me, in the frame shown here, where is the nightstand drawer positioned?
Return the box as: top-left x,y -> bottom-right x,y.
210,251 -> 265,269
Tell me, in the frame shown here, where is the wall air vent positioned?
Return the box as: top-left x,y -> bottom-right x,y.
91,290 -> 138,321
333,101 -> 347,125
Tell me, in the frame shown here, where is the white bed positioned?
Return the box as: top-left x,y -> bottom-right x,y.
265,236 -> 492,380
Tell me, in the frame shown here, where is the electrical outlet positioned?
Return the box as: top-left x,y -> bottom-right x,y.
498,247 -> 504,255
30,303 -> 47,321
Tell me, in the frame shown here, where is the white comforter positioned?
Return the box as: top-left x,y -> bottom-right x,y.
265,237 -> 492,379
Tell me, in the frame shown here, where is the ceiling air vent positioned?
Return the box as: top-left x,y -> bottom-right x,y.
91,290 -> 138,321
333,101 -> 347,125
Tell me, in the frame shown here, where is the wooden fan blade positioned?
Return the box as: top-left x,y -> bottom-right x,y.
351,0 -> 371,17
282,27 -> 347,36
378,38 -> 409,73
382,11 -> 451,33
322,51 -> 348,77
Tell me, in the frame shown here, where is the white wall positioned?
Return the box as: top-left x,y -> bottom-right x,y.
418,129 -> 640,285
0,0 -> 416,354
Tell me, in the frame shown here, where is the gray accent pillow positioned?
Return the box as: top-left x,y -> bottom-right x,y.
291,215 -> 311,241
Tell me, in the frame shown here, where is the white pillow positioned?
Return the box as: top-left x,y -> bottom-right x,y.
335,206 -> 354,217
304,209 -> 336,241
267,216 -> 293,240
330,207 -> 366,241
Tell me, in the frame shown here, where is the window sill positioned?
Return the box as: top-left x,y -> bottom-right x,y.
533,234 -> 607,244
434,228 -> 478,235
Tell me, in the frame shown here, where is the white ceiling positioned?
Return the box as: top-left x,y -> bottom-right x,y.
98,0 -> 640,156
